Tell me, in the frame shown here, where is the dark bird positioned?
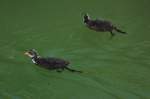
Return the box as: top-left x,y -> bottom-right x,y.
24,49 -> 82,73
83,13 -> 127,37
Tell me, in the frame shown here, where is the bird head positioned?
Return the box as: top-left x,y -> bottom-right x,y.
24,49 -> 40,58
83,13 -> 90,23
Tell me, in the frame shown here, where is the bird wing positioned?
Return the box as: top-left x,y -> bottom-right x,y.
46,57 -> 69,65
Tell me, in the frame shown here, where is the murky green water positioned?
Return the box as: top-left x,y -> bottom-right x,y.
0,0 -> 150,99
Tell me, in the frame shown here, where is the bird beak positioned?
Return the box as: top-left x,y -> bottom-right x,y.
24,52 -> 29,56
24,52 -> 34,58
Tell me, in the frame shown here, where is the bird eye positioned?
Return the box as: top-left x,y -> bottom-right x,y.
28,51 -> 33,55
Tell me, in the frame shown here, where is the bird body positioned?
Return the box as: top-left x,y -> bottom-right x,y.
86,19 -> 113,32
32,57 -> 69,69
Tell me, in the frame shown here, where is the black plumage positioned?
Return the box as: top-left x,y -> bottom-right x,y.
24,49 -> 82,73
33,57 -> 69,69
83,13 -> 127,37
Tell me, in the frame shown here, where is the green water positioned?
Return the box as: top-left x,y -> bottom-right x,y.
0,0 -> 150,99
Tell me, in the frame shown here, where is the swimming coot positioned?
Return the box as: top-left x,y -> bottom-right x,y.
24,49 -> 82,73
83,13 -> 127,37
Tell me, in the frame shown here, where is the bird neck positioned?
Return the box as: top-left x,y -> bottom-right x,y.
31,56 -> 39,64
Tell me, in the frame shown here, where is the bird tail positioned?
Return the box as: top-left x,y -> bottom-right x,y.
65,67 -> 82,73
114,27 -> 127,34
